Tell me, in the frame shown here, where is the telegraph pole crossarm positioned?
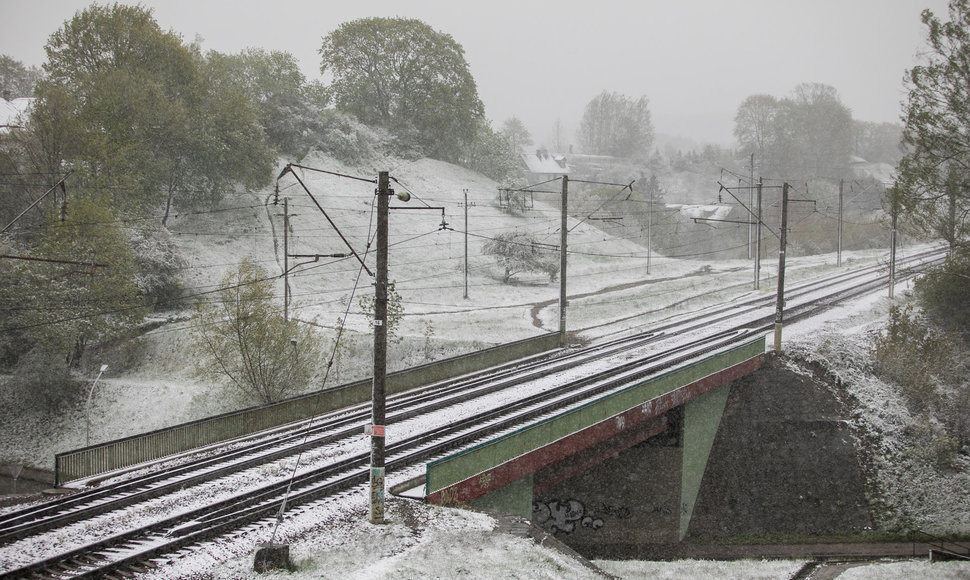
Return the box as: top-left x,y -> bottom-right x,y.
715,180 -> 781,238
692,217 -> 759,226
559,175 -> 568,347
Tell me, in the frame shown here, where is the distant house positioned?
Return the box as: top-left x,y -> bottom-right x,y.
0,97 -> 32,133
520,147 -> 570,182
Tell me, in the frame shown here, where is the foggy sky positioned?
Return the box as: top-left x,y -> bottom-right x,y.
0,0 -> 952,147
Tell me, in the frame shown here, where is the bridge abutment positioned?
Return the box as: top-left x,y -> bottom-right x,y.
523,353 -> 872,558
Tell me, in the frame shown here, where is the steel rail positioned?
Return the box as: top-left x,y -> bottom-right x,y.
2,329 -> 754,579
0,246 -> 944,577
0,247 -> 942,548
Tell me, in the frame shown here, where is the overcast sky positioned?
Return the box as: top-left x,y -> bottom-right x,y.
0,0 -> 952,147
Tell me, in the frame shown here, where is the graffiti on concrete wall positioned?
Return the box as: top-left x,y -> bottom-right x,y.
532,499 -> 604,534
533,498 -> 674,535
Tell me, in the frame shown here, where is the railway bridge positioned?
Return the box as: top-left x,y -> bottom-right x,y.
409,333 -> 871,554
410,336 -> 766,543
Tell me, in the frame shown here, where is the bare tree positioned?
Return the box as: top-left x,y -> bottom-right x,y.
577,91 -> 653,158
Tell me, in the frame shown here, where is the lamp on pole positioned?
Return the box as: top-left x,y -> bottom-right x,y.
85,364 -> 108,447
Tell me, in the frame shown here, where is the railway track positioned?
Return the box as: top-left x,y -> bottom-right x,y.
0,246 -> 944,578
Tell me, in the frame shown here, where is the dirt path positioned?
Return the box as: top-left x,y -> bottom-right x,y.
528,267 -> 747,329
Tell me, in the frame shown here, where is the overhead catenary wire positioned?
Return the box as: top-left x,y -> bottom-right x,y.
268,167 -> 380,546
4,144 -> 862,341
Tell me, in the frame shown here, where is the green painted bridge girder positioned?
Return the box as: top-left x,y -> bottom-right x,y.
426,336 -> 765,508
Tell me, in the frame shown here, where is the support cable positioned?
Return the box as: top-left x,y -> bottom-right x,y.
276,164 -> 373,276
267,185 -> 379,546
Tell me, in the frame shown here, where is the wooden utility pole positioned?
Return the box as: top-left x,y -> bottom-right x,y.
559,176 -> 568,347
889,203 -> 897,300
748,153 -> 755,260
647,181 -> 653,275
370,171 -> 390,524
463,189 -> 469,299
283,198 -> 290,321
837,179 -> 844,267
754,178 -> 763,289
773,182 -> 789,352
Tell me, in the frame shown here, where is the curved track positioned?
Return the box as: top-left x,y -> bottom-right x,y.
0,246 -> 944,578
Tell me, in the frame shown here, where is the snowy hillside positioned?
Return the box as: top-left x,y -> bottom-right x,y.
0,151 -> 934,470
2,151 -> 969,579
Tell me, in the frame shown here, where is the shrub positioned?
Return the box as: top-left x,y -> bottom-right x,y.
872,306 -> 955,411
13,348 -> 80,411
914,251 -> 970,336
871,305 -> 970,455
128,226 -> 185,310
193,259 -> 323,404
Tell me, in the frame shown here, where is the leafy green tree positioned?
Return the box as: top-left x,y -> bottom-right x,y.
915,251 -> 970,337
40,4 -> 198,212
734,94 -> 777,171
896,0 -> 970,249
319,17 -> 484,163
37,4 -> 273,220
787,83 -> 853,177
187,52 -> 275,217
853,120 -> 904,165
463,119 -> 521,182
733,84 -> 852,180
127,225 -> 185,309
483,231 -> 559,283
0,80 -> 87,242
193,258 -> 321,404
0,196 -> 143,369
205,48 -> 322,156
577,91 -> 653,158
501,117 -> 533,152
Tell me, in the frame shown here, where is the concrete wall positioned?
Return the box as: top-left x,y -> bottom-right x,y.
534,435 -> 683,545
680,384 -> 732,539
687,354 -> 872,539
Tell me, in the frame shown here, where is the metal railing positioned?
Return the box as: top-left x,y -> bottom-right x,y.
916,530 -> 970,561
55,332 -> 562,486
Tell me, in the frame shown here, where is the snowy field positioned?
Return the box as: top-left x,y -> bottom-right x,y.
0,153 -> 929,471
2,154 -> 968,578
109,274 -> 966,580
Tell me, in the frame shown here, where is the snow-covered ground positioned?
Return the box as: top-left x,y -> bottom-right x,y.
2,154 -> 968,578
0,152 -> 923,471
114,275 -> 968,580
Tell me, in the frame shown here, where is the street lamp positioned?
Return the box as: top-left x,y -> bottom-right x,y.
85,364 -> 108,447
